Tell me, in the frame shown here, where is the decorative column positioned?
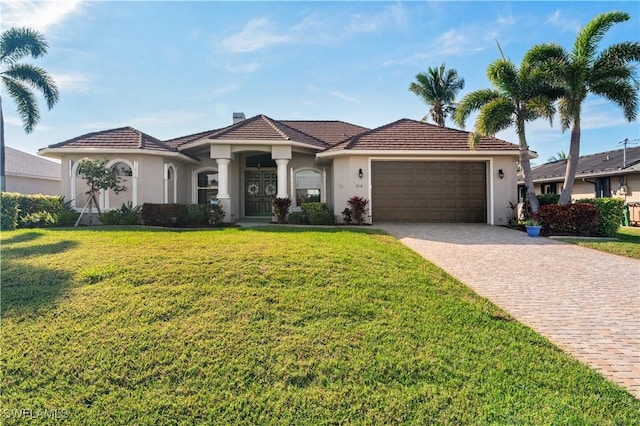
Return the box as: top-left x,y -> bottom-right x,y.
215,158 -> 231,223
215,158 -> 230,198
275,159 -> 289,199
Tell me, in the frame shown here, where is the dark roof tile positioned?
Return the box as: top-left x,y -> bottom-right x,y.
47,126 -> 176,152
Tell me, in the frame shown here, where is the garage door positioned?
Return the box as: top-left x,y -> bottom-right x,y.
371,161 -> 487,223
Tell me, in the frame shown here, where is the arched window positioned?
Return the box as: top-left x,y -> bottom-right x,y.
165,164 -> 176,203
107,161 -> 133,209
196,170 -> 218,204
294,169 -> 322,206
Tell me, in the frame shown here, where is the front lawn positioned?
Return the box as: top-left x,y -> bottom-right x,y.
558,226 -> 640,259
1,227 -> 638,424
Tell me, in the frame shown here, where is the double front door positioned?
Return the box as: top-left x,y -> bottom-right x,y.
245,171 -> 277,217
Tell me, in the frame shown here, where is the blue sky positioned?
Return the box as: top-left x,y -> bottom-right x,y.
2,1 -> 639,165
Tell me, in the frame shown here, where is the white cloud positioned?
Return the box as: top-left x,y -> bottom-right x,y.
347,3 -> 407,34
2,0 -> 85,33
330,91 -> 360,104
49,72 -> 91,93
545,10 -> 581,33
227,62 -> 261,73
220,18 -> 291,53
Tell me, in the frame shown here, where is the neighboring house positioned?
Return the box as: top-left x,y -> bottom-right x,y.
39,113 -> 520,224
5,146 -> 61,196
519,145 -> 640,203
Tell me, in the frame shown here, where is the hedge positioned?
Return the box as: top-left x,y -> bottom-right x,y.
535,203 -> 599,236
576,198 -> 624,237
1,192 -> 78,230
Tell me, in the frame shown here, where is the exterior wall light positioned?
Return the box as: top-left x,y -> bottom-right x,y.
498,169 -> 505,179
358,168 -> 364,179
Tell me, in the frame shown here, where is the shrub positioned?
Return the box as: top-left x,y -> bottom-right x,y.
287,211 -> 307,225
208,204 -> 225,225
537,193 -> 560,206
535,203 -> 599,236
576,198 -> 624,237
347,196 -> 369,225
1,193 -> 77,229
342,208 -> 353,224
1,192 -> 20,230
272,197 -> 291,224
141,203 -> 188,227
186,204 -> 208,225
301,202 -> 335,225
100,202 -> 141,225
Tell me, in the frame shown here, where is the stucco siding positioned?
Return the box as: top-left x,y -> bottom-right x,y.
6,175 -> 61,196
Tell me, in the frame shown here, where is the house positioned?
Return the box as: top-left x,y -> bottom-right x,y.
38,114 -> 520,224
5,146 -> 61,196
519,145 -> 640,203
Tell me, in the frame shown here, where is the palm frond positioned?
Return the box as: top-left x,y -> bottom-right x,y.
591,79 -> 638,122
2,63 -> 59,108
0,27 -> 48,64
1,76 -> 39,132
475,98 -> 514,136
453,89 -> 500,128
573,11 -> 630,62
487,59 -> 519,96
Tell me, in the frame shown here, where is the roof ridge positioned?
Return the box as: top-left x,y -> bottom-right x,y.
48,126 -> 135,148
128,126 -> 176,151
273,119 -> 328,146
260,115 -> 290,140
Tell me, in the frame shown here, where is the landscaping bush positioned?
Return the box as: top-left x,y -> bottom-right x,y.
208,204 -> 225,225
1,192 -> 20,230
287,211 -> 307,224
141,203 -> 188,227
272,197 -> 291,224
1,192 -> 79,229
341,208 -> 352,224
576,198 -> 624,237
347,196 -> 369,225
537,193 -> 560,206
186,204 -> 209,225
535,203 -> 599,236
101,203 -> 141,225
301,202 -> 335,225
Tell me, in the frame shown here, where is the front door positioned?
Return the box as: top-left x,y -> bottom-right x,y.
245,170 -> 277,217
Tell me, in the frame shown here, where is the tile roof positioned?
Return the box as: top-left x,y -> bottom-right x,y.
46,126 -> 177,152
280,120 -> 370,146
163,128 -> 222,149
6,146 -> 61,179
326,118 -> 519,151
525,145 -> 640,182
205,115 -> 328,148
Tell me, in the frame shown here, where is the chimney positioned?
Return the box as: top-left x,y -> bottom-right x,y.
233,112 -> 246,124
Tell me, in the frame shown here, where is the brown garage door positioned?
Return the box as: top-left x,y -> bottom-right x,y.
371,161 -> 487,223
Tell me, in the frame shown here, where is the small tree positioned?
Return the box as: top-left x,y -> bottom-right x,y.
75,158 -> 126,226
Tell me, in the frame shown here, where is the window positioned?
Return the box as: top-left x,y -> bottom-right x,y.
595,177 -> 611,198
197,170 -> 218,204
542,183 -> 557,194
112,162 -> 133,176
295,170 -> 321,206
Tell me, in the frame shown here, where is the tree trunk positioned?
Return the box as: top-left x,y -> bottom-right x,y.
1,96 -> 5,192
559,120 -> 581,205
517,126 -> 540,214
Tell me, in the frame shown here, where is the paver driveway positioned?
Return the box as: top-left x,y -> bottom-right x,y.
378,223 -> 640,399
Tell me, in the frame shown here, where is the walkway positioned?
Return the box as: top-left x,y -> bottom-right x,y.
377,223 -> 640,399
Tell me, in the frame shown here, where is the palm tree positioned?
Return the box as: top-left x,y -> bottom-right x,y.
547,150 -> 568,162
454,58 -> 561,214
0,27 -> 59,191
409,63 -> 465,127
525,11 -> 640,204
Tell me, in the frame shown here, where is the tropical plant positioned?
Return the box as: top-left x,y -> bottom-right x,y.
547,150 -> 568,162
454,58 -> 561,214
409,63 -> 465,127
76,158 -> 126,225
0,27 -> 59,191
272,197 -> 291,224
347,196 -> 369,225
525,11 -> 640,204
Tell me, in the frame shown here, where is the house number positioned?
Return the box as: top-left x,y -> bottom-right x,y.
356,184 -> 363,188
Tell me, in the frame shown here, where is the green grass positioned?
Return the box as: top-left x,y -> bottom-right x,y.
1,227 -> 638,424
558,226 -> 640,259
